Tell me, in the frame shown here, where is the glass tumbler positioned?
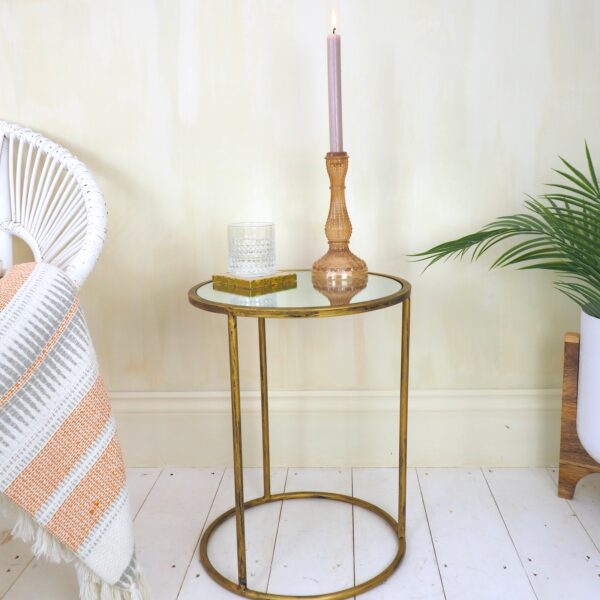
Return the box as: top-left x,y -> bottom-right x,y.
228,222 -> 276,277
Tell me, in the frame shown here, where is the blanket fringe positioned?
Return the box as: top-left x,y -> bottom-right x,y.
76,563 -> 150,600
0,494 -> 150,600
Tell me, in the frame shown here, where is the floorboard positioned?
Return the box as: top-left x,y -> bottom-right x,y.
485,467 -> 600,600
548,468 -> 600,552
177,467 -> 287,599
418,467 -> 535,600
3,467 -> 600,600
267,468 -> 354,597
134,468 -> 223,600
353,468 -> 445,600
0,510 -> 33,598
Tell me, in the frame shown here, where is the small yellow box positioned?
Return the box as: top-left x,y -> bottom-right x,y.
212,272 -> 297,296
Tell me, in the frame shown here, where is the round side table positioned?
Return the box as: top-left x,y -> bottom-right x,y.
188,270 -> 411,600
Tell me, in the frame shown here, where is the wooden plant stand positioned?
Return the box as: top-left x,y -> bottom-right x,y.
558,332 -> 600,498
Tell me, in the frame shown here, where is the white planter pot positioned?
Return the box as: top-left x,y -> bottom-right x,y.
576,309 -> 600,463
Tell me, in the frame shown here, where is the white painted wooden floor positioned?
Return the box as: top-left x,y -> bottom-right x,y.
2,468 -> 600,600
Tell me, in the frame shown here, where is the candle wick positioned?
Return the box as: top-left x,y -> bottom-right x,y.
332,27 -> 336,34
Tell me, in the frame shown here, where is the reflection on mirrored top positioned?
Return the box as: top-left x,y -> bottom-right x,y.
195,271 -> 403,310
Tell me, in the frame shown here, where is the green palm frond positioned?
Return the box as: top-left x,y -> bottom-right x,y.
412,144 -> 600,318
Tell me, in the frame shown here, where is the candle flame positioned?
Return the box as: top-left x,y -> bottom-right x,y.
331,9 -> 337,34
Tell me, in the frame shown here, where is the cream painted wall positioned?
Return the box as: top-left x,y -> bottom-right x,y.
1,0 -> 598,464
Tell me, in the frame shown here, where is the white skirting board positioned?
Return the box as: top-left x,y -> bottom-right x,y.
110,389 -> 561,468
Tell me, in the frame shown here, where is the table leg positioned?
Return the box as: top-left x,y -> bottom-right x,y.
398,298 -> 411,538
258,318 -> 271,499
227,313 -> 247,588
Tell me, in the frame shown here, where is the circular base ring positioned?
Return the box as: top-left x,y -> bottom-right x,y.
199,490 -> 406,600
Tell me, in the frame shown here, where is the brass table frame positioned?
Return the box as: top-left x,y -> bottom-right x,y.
188,272 -> 411,600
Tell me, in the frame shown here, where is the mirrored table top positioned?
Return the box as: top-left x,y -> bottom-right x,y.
189,271 -> 410,318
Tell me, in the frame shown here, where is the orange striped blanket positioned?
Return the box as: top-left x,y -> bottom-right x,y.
0,263 -> 147,599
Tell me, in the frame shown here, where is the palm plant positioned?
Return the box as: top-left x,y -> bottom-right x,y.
413,145 -> 600,318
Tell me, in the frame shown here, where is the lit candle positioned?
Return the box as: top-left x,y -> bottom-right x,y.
327,10 -> 343,153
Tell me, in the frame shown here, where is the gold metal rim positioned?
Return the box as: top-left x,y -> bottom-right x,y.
199,491 -> 406,600
188,270 -> 411,318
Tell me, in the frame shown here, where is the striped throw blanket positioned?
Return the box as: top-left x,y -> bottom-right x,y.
0,263 -> 147,600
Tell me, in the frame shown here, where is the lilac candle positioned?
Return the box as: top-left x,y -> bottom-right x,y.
327,11 -> 343,153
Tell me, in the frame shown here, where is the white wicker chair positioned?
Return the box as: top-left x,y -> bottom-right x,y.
0,120 -> 106,288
